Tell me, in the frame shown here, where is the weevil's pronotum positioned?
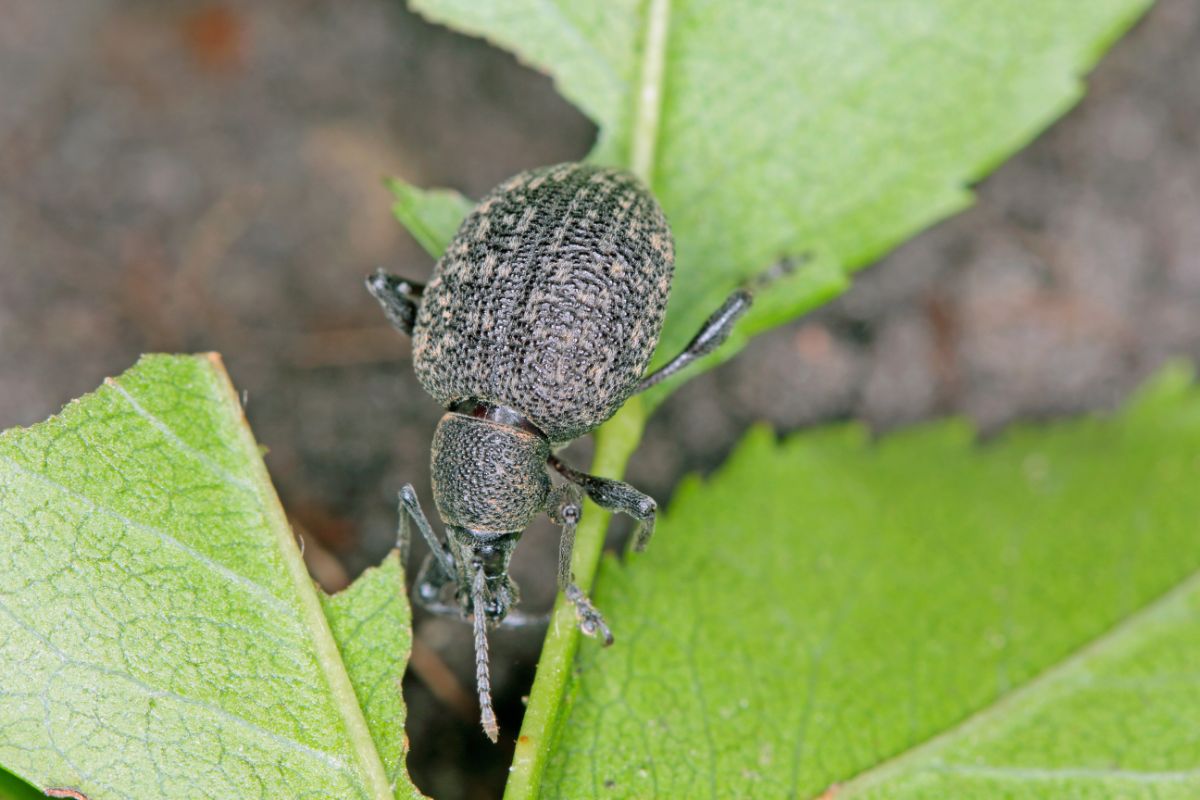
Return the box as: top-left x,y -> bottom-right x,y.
369,162 -> 764,741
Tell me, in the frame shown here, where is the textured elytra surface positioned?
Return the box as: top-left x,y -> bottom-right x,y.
0,355 -> 421,799
431,413 -> 551,532
413,162 -> 674,443
541,370 -> 1200,799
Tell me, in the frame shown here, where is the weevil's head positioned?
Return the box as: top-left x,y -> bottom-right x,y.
443,526 -> 522,622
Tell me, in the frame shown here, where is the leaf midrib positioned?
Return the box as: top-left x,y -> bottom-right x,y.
507,3 -> 672,797
630,0 -> 671,184
835,565 -> 1200,798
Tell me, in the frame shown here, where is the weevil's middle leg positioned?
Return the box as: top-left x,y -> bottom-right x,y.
549,456 -> 657,552
547,484 -> 613,645
367,269 -> 426,336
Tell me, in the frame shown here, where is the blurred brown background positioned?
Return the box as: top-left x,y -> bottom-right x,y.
1,1 -> 1197,797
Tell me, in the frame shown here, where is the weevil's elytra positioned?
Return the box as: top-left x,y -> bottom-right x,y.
369,161 -> 759,742
413,163 -> 675,443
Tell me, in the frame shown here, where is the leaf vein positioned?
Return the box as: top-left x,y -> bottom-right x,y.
0,454 -> 296,619
108,380 -> 258,495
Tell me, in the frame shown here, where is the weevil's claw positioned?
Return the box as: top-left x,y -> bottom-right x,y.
591,616 -> 615,647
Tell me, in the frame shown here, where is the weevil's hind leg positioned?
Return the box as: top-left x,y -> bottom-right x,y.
549,456 -> 657,552
547,484 -> 614,646
366,269 -> 426,336
634,256 -> 805,393
634,288 -> 753,392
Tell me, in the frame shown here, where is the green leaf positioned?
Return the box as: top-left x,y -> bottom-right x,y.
400,0 -> 1150,400
541,367 -> 1200,799
0,355 -> 422,800
321,552 -> 416,796
391,4 -> 1153,794
0,767 -> 41,800
387,179 -> 475,260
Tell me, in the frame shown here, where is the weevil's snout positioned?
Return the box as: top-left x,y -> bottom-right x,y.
455,575 -> 517,623
470,568 -> 520,625
446,527 -> 522,624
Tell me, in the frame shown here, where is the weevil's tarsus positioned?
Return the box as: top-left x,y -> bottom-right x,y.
549,455 -> 657,552
548,484 -> 613,645
367,269 -> 425,336
470,565 -> 499,743
564,583 -> 613,646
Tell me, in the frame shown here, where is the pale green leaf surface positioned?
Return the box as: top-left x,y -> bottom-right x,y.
541,368 -> 1200,799
320,552 -> 415,795
401,0 -> 1150,402
0,355 -> 420,800
388,179 -> 474,260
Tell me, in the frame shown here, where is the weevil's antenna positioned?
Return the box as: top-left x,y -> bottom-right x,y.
471,565 -> 499,742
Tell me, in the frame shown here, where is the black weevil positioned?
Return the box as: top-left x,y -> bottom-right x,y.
368,162 -> 761,741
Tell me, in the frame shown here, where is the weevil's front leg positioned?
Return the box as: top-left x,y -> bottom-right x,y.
366,269 -> 426,336
399,484 -> 467,619
398,484 -> 455,577
411,552 -> 462,617
547,484 -> 613,646
549,456 -> 657,552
